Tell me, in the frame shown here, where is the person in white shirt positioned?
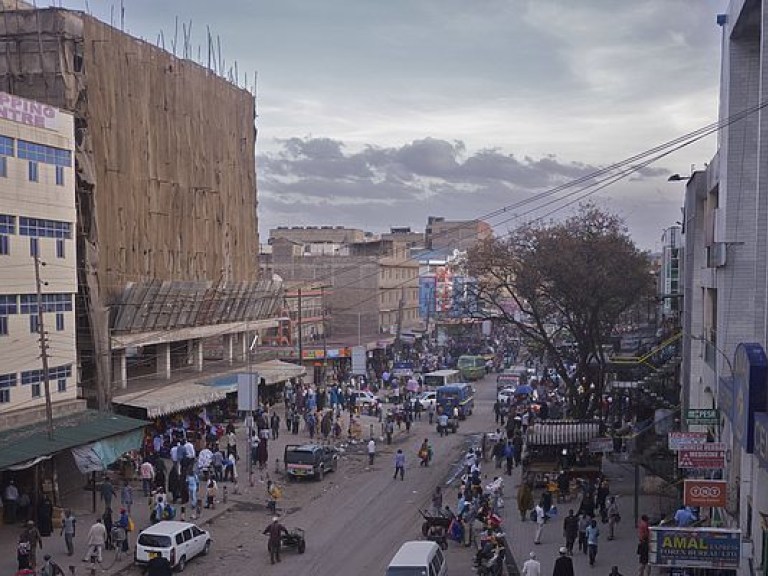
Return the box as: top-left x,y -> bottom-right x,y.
522,551 -> 541,576
198,447 -> 213,471
367,439 -> 376,465
140,460 -> 155,497
183,439 -> 196,460
534,503 -> 546,544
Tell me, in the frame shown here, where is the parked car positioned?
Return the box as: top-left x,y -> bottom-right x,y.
135,521 -> 211,572
350,389 -> 379,407
410,391 -> 437,410
284,444 -> 339,480
497,387 -> 517,404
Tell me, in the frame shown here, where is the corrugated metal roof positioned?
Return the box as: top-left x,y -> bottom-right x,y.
0,409 -> 148,470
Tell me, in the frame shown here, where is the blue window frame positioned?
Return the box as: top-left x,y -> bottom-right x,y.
0,156 -> 6,178
0,135 -> 14,156
21,364 -> 71,386
0,235 -> 8,255
0,373 -> 17,403
0,214 -> 15,234
56,238 -> 65,259
55,165 -> 64,186
28,160 -> 38,182
55,312 -> 64,331
17,140 -> 71,167
20,294 -> 73,314
29,237 -> 38,257
19,217 -> 72,239
0,295 -> 16,315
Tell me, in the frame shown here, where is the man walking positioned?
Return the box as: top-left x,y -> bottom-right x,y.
522,551 -> 541,576
552,547 -> 574,576
140,459 -> 155,497
562,509 -> 578,555
534,502 -> 546,544
637,538 -> 650,576
270,412 -> 280,440
586,518 -> 600,566
262,517 -> 289,564
367,438 -> 376,466
83,518 -> 107,564
3,479 -> 19,524
100,476 -> 116,512
60,510 -> 76,556
393,449 -> 405,481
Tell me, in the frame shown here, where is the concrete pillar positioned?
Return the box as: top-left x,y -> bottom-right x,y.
235,332 -> 248,362
192,338 -> 204,372
157,342 -> 171,380
112,348 -> 127,389
223,334 -> 235,364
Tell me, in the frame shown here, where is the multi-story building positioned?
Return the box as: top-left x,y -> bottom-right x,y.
680,3 -> 768,573
0,93 -> 81,428
659,226 -> 682,320
424,216 -> 492,251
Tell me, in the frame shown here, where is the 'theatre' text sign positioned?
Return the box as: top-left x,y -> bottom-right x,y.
678,442 -> 726,469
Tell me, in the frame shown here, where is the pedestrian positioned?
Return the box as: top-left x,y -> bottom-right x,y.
607,496 -> 620,540
4,479 -> 19,524
262,516 -> 289,564
116,508 -> 131,552
534,503 -> 546,544
553,546 -> 575,576
83,518 -> 107,564
100,476 -> 115,512
205,477 -> 218,509
60,509 -> 76,556
637,536 -> 650,575
562,509 -> 578,555
431,486 -> 443,515
266,480 -> 282,515
418,439 -> 430,467
608,567 -> 624,576
517,481 -> 534,522
393,449 -> 405,480
121,480 -> 134,514
37,495 -> 54,536
522,551 -> 542,576
140,459 -> 155,497
586,518 -> 600,566
577,513 -> 590,554
637,514 -> 650,544
504,441 -> 514,476
22,520 -> 43,570
427,402 -> 435,425
17,532 -> 31,571
40,553 -> 65,576
367,438 -> 376,466
270,411 -> 280,440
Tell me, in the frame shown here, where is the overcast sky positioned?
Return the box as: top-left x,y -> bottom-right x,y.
61,0 -> 727,250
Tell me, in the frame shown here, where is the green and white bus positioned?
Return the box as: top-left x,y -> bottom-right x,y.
457,355 -> 487,381
423,369 -> 461,388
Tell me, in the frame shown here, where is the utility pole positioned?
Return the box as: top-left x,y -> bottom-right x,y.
321,286 -> 328,384
34,256 -> 54,440
297,288 -> 303,366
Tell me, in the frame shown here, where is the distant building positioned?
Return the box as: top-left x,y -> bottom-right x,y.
381,226 -> 425,249
424,216 -> 492,251
659,226 -> 682,319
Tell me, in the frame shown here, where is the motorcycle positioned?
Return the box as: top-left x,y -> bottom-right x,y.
475,545 -> 505,576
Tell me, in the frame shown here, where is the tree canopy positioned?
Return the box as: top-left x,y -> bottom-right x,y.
466,204 -> 653,417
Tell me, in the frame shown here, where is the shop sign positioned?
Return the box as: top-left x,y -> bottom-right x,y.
678,442 -> 726,469
683,480 -> 727,507
650,527 -> 740,568
668,432 -> 707,451
732,342 -> 768,453
352,346 -> 366,375
588,437 -> 614,453
754,412 -> 768,471
685,409 -> 720,425
0,92 -> 58,129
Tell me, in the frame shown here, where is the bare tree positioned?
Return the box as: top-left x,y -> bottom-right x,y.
466,204 -> 653,417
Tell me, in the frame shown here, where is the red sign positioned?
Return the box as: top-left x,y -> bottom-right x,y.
683,480 -> 727,507
678,443 -> 727,469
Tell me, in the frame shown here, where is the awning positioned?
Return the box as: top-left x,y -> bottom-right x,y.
112,382 -> 229,419
252,359 -> 306,385
0,409 -> 148,471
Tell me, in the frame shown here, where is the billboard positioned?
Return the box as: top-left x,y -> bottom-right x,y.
419,275 -> 437,319
650,527 -> 740,568
683,480 -> 727,508
668,432 -> 707,451
677,442 -> 727,469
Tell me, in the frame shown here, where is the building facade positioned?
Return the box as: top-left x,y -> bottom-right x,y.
0,93 -> 81,429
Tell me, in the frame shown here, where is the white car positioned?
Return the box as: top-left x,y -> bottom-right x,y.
497,387 -> 517,404
135,520 -> 211,571
410,391 -> 437,410
351,389 -> 379,406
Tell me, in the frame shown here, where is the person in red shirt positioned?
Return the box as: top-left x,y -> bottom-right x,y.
637,514 -> 650,543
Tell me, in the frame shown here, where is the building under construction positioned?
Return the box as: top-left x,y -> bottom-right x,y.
0,3 -> 287,419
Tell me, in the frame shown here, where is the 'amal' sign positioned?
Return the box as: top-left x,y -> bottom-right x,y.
0,92 -> 58,129
650,527 -> 740,568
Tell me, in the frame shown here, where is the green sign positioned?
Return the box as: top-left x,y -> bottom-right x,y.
685,409 -> 720,425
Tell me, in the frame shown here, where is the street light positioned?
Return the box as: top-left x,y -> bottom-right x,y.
667,173 -> 692,182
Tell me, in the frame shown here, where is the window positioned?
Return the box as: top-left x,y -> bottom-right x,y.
31,383 -> 41,398
0,214 -> 15,234
28,161 -> 38,182
17,140 -> 71,167
0,389 -> 8,403
29,315 -> 39,334
56,238 -> 65,259
0,235 -> 7,255
55,312 -> 64,331
55,165 -> 64,186
29,237 -> 38,257
0,295 -> 17,315
57,378 -> 66,392
19,217 -> 72,239
0,135 -> 14,156
0,316 -> 6,336
0,156 -> 6,178
21,364 -> 71,387
20,294 -> 73,314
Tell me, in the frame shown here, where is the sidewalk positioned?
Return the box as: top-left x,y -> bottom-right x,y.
502,456 -> 676,575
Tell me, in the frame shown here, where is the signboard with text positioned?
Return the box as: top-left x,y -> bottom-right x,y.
588,437 -> 614,453
683,480 -> 727,507
668,432 -> 707,451
351,346 -> 367,375
685,409 -> 720,425
0,92 -> 59,130
678,442 -> 726,469
755,412 -> 768,471
650,527 -> 740,568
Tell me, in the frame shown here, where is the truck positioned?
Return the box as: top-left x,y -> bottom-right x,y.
436,382 -> 475,420
521,420 -> 604,487
284,444 -> 339,481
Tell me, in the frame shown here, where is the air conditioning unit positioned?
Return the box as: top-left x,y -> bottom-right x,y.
706,243 -> 727,268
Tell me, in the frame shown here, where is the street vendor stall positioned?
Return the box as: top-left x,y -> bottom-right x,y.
522,419 -> 605,487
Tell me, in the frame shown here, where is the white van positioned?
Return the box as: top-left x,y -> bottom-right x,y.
135,520 -> 211,571
386,541 -> 447,576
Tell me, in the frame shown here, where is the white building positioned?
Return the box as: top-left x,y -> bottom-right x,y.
681,2 -> 768,574
0,92 -> 80,429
